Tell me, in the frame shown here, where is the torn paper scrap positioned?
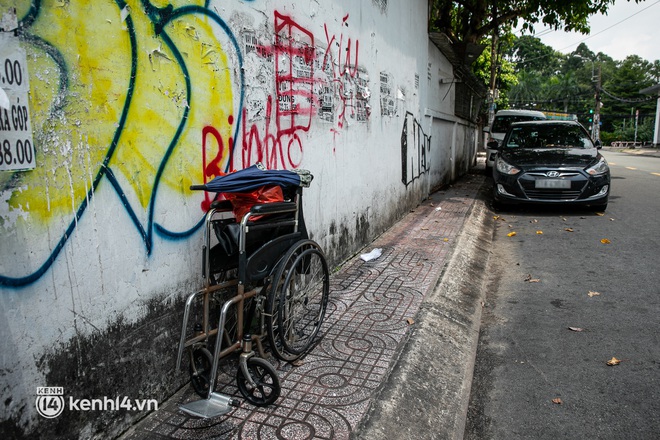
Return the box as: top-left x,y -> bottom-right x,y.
0,87 -> 9,110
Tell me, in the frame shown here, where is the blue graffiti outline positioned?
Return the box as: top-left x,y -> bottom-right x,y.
1,0 -> 244,287
146,2 -> 245,240
0,0 -> 138,287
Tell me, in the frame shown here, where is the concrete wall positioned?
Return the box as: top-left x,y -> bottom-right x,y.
0,0 -> 479,437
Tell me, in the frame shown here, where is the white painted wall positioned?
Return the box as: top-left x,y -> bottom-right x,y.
0,0 -> 479,436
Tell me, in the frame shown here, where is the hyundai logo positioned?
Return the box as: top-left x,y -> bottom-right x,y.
546,171 -> 560,178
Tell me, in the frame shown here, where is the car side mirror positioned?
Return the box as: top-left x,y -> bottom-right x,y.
487,140 -> 499,150
594,139 -> 602,149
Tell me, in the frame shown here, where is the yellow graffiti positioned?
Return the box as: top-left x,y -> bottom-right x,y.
3,1 -> 233,220
1,0 -> 239,284
2,0 -> 233,219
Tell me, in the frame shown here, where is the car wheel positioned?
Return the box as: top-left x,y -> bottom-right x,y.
492,200 -> 505,211
491,191 -> 505,211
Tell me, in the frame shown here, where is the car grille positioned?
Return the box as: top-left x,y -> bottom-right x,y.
523,189 -> 583,200
518,172 -> 587,201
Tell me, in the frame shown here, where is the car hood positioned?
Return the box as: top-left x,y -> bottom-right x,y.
500,148 -> 600,169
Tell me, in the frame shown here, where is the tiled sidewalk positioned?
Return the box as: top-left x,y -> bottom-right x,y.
120,171 -> 485,440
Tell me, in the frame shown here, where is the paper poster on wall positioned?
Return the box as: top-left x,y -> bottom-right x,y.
0,31 -> 36,172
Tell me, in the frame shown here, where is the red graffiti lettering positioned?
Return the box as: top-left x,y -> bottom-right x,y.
231,12 -> 367,171
321,14 -> 365,129
240,95 -> 303,171
274,12 -> 315,134
323,14 -> 359,80
235,12 -> 314,171
200,116 -> 234,211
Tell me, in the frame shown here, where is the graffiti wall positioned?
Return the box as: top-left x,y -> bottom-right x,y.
0,0 -> 477,437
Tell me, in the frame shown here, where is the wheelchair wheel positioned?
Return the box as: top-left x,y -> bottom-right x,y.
266,240 -> 329,359
236,357 -> 280,406
189,346 -> 213,398
264,279 -> 296,361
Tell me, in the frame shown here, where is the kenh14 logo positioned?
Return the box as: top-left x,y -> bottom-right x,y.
35,386 -> 159,418
35,387 -> 65,419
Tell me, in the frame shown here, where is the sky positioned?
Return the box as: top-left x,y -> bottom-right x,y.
521,0 -> 660,62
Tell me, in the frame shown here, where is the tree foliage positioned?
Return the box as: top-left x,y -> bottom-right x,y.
428,0 -> 656,143
510,35 -> 561,76
502,36 -> 657,143
429,0 -> 623,44
472,38 -> 518,109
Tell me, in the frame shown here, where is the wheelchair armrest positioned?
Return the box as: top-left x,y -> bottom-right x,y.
210,200 -> 233,211
250,201 -> 297,216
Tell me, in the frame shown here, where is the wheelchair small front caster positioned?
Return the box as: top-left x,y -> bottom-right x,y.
236,356 -> 280,406
236,334 -> 280,406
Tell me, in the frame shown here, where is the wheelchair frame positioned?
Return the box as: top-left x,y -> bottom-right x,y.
176,184 -> 329,418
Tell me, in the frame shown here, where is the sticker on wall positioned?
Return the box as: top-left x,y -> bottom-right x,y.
380,71 -> 395,117
0,31 -> 35,172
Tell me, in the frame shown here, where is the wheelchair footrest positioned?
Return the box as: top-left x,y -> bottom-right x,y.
179,392 -> 240,418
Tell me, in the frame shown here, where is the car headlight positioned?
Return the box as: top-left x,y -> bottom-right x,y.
586,157 -> 609,176
495,156 -> 520,175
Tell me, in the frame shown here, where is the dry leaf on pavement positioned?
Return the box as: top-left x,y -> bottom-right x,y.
406,318 -> 415,325
565,228 -> 574,232
606,357 -> 621,366
507,231 -> 517,237
600,238 -> 611,244
536,230 -> 543,235
568,327 -> 585,332
552,398 -> 563,404
524,274 -> 540,283
588,291 -> 601,297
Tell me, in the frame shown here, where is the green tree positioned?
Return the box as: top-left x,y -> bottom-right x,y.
562,43 -> 596,77
472,37 -> 518,108
428,0 -> 634,119
546,71 -> 582,113
651,60 -> 660,82
509,35 -> 561,77
598,55 -> 656,137
429,0 -> 625,45
561,49 -> 610,122
508,70 -> 544,108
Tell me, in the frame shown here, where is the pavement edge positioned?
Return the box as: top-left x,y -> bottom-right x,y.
354,184 -> 494,440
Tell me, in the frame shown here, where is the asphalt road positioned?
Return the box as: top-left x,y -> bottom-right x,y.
466,151 -> 660,439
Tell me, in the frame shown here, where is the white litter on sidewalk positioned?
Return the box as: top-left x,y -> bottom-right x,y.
360,248 -> 382,262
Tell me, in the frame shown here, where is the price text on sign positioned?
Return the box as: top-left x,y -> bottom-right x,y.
0,32 -> 36,172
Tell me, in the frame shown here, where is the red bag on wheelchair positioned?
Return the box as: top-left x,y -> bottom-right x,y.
222,185 -> 284,222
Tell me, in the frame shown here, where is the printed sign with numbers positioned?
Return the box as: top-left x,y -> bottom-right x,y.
0,31 -> 36,172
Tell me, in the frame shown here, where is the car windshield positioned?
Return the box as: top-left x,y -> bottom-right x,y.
504,125 -> 594,149
491,115 -> 545,133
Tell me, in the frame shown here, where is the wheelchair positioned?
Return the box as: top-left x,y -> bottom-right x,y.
175,164 -> 330,418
